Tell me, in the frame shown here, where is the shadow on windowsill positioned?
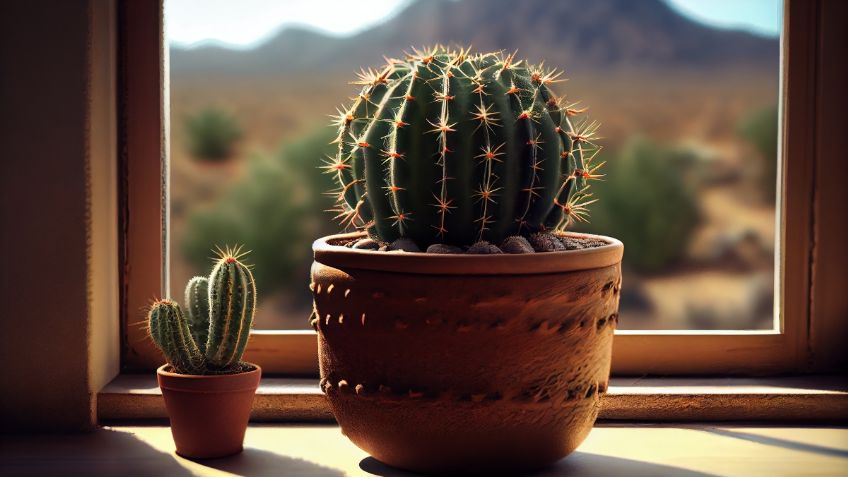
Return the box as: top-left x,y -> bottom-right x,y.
193,447 -> 345,476
699,428 -> 848,459
0,429 -> 194,476
359,453 -> 720,477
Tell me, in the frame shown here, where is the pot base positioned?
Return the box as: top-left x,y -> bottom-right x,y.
330,389 -> 601,474
175,447 -> 243,460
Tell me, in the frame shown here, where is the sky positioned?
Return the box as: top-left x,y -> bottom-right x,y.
166,0 -> 783,49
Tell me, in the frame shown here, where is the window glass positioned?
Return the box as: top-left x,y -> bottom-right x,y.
167,0 -> 783,330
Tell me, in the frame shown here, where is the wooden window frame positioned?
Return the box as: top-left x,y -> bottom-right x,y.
119,0 -> 846,377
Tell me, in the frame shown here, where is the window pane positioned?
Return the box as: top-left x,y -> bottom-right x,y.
167,0 -> 782,330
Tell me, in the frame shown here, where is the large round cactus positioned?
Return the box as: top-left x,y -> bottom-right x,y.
325,46 -> 602,248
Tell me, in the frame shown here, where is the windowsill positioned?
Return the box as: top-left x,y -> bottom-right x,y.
3,424 -> 847,476
98,374 -> 848,422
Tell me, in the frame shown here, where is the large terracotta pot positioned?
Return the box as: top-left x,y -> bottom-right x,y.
311,232 -> 623,474
157,363 -> 261,459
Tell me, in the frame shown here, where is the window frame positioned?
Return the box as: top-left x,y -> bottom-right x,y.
120,0 -> 842,376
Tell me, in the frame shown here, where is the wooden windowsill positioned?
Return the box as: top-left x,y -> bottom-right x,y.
3,424 -> 847,476
98,374 -> 848,422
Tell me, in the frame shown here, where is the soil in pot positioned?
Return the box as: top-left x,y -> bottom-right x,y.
157,363 -> 261,459
342,231 -> 609,254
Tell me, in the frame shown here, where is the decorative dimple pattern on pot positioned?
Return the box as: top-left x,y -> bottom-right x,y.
310,277 -> 621,332
318,375 -> 610,405
311,308 -> 619,335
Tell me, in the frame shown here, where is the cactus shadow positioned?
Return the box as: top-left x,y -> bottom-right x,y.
194,447 -> 345,476
359,452 -> 721,476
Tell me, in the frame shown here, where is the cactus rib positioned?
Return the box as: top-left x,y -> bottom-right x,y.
184,276 -> 210,353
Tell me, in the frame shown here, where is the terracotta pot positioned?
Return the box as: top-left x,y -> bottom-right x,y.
156,363 -> 261,459
311,232 -> 623,474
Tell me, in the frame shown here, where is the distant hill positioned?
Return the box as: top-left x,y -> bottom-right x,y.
171,0 -> 779,77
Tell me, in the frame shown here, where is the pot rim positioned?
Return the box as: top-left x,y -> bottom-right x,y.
156,363 -> 262,393
313,231 -> 623,275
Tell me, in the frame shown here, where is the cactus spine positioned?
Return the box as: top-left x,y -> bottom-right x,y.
147,246 -> 256,374
326,46 -> 602,247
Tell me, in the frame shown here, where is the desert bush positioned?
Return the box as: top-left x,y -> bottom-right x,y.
577,138 -> 700,273
185,107 -> 243,161
181,127 -> 336,306
738,104 -> 779,201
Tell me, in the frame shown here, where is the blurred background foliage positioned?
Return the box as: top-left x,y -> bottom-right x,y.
578,139 -> 700,273
738,104 -> 779,202
185,107 -> 243,161
181,127 -> 336,310
168,0 -> 781,330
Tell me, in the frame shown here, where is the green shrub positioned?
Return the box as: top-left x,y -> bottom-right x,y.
738,104 -> 779,201
181,127 -> 336,307
578,138 -> 700,273
184,107 -> 243,161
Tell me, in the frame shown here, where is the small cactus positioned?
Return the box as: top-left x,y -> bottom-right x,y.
147,246 -> 256,374
325,46 -> 602,248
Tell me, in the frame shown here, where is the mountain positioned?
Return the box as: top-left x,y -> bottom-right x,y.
170,0 -> 779,77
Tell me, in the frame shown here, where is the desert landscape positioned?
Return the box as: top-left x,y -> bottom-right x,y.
167,0 -> 780,330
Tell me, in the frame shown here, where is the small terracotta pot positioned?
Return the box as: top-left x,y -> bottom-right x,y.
157,363 -> 261,459
311,232 -> 623,474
